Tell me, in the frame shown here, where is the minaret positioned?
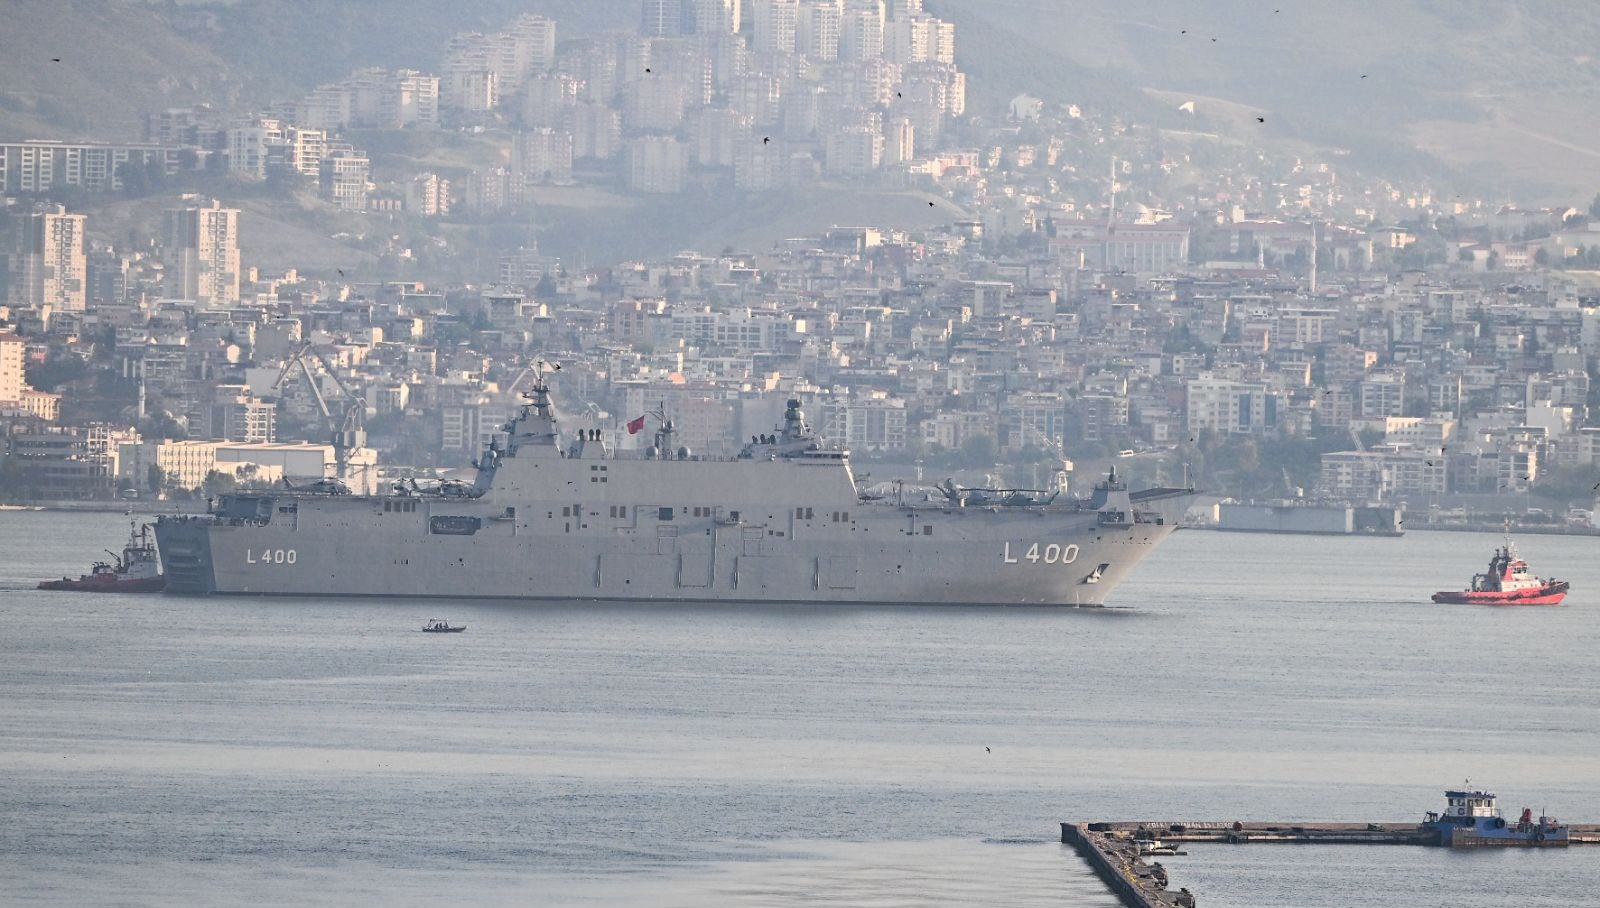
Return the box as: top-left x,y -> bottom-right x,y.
1107,155 -> 1117,225
1309,220 -> 1319,294
1105,155 -> 1117,269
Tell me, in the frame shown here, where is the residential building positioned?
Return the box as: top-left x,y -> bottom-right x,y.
7,205 -> 87,311
319,144 -> 371,210
163,199 -> 241,308
513,129 -> 574,185
1186,374 -> 1279,435
0,141 -> 179,195
753,0 -> 799,53
626,137 -> 689,193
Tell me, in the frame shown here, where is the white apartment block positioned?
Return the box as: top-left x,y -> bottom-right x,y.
840,7 -> 885,62
626,137 -> 689,193
298,68 -> 440,131
0,141 -> 179,194
319,145 -> 371,210
1185,374 -> 1279,435
513,129 -> 574,185
1319,447 -> 1447,501
798,1 -> 842,60
824,127 -> 884,174
442,48 -> 498,112
226,118 -> 324,180
689,0 -> 742,34
753,0 -> 799,53
163,199 -> 240,308
1359,370 -> 1406,418
8,205 -> 87,311
522,74 -> 582,127
821,393 -> 908,452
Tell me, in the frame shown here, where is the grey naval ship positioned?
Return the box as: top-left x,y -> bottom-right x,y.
156,377 -> 1193,606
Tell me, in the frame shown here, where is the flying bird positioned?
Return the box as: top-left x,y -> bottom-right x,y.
985,746 -> 991,753
51,58 -> 62,63
1255,116 -> 1265,123
763,136 -> 770,144
929,201 -> 935,206
644,67 -> 651,73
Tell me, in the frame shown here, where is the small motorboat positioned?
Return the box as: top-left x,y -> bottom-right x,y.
422,618 -> 466,633
1431,539 -> 1568,605
38,523 -> 165,593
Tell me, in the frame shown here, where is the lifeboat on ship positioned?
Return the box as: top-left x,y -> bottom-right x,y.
1431,540 -> 1568,605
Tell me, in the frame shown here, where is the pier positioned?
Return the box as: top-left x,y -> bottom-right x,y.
1062,821 -> 1600,908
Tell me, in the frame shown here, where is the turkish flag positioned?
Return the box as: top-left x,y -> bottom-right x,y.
626,415 -> 646,434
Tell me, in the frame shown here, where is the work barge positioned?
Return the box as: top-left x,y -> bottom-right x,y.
1062,818 -> 1600,908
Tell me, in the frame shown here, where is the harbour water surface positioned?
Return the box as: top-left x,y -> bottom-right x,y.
2,511 -> 1597,906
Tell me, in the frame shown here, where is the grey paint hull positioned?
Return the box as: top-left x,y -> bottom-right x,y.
157,388 -> 1190,607
156,501 -> 1183,606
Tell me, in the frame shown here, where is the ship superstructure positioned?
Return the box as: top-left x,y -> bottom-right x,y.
1431,540 -> 1569,605
156,376 -> 1193,606
1422,787 -> 1569,847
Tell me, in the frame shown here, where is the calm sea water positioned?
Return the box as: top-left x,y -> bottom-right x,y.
2,510 -> 1597,907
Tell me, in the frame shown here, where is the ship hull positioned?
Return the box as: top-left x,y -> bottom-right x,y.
156,500 -> 1187,606
38,576 -> 166,593
1431,583 -> 1569,606
1430,592 -> 1567,606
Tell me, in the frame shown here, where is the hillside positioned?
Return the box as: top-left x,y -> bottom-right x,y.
930,0 -> 1600,199
0,0 -> 627,141
5,1 -> 1600,198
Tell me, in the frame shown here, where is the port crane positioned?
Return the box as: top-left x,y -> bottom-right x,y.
271,342 -> 369,485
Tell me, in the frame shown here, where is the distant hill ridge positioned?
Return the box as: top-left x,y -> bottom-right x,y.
4,0 -> 1600,197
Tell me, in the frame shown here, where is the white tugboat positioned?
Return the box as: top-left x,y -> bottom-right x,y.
1422,784 -> 1569,847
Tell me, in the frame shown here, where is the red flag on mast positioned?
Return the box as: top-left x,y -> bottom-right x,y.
626,415 -> 646,435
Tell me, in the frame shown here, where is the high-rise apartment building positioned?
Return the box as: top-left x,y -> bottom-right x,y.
797,1 -> 842,60
626,137 -> 689,193
522,74 -> 583,127
641,0 -> 685,37
8,205 -> 87,311
497,15 -> 557,91
752,0 -> 799,53
840,7 -> 885,61
886,13 -> 952,63
163,199 -> 241,308
689,0 -> 742,34
513,129 -> 574,185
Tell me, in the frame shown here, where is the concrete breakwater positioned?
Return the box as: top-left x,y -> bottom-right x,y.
1061,823 -> 1196,908
1064,821 -> 1600,907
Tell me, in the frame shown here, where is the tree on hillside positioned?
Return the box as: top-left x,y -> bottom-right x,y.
1589,192 -> 1600,220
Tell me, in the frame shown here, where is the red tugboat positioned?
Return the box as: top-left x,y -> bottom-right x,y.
38,523 -> 166,593
1431,539 -> 1568,606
